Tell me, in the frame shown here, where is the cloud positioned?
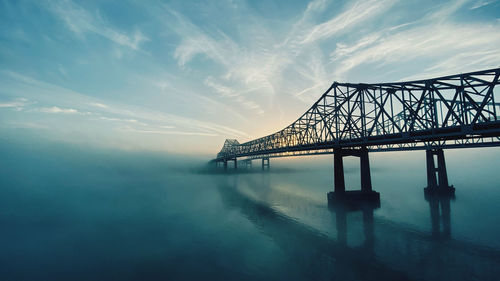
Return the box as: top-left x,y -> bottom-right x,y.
119,126 -> 218,137
425,0 -> 470,21
163,9 -> 280,119
89,102 -> 109,109
169,6 -> 236,68
98,116 -> 152,127
0,70 -> 252,140
158,0 -> 496,130
37,106 -> 80,114
204,77 -> 238,98
44,0 -> 149,50
0,97 -> 32,109
424,50 -> 500,73
470,0 -> 497,9
305,0 -> 329,14
329,6 -> 500,80
204,76 -> 265,115
300,0 -> 395,44
4,121 -> 48,129
165,0 -> 398,115
99,116 -> 138,123
330,34 -> 380,62
131,72 -> 252,124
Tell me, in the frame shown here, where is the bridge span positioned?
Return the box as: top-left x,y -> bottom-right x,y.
213,68 -> 500,202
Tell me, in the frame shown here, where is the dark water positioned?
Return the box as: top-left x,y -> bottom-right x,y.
1,138 -> 500,281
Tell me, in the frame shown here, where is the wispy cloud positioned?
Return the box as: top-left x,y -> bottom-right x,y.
160,12 -> 273,120
1,70 -> 252,141
330,34 -> 380,62
426,0 -> 470,21
204,77 -> 265,114
37,106 -> 82,114
300,0 -> 395,44
164,0 -> 398,111
89,102 -> 108,109
328,2 -> 500,80
119,126 -> 218,137
0,97 -> 32,110
204,77 -> 238,98
44,0 -> 148,50
4,121 -> 48,129
470,0 -> 497,9
99,116 -> 140,123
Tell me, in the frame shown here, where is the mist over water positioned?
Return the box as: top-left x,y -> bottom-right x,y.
2,136 -> 500,281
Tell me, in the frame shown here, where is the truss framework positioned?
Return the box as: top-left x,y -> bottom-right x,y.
216,68 -> 500,161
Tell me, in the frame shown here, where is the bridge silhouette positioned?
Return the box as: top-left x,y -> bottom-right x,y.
213,68 -> 500,201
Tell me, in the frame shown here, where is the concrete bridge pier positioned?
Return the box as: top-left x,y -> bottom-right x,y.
244,159 -> 252,169
333,149 -> 345,193
216,160 -> 225,169
424,148 -> 455,196
262,157 -> 270,171
328,147 -> 380,204
221,158 -> 237,171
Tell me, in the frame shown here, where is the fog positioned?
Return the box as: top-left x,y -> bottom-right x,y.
2,135 -> 500,280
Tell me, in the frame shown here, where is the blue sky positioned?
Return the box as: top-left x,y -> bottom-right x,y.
1,0 -> 499,155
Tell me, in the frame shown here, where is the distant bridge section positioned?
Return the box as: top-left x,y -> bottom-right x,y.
213,68 -> 500,201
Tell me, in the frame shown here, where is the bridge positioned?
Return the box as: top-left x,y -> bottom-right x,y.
213,68 -> 500,202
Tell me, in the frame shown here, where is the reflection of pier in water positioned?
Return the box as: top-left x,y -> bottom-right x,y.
217,176 -> 500,281
217,177 -> 410,281
426,193 -> 452,239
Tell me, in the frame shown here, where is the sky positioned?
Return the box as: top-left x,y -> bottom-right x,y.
0,0 -> 500,156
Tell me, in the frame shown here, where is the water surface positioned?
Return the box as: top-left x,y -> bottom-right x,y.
1,139 -> 500,281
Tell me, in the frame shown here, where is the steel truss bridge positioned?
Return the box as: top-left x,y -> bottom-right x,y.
213,68 -> 500,200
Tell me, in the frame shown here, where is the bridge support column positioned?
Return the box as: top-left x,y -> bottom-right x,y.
328,147 -> 380,204
333,148 -> 345,193
360,147 -> 372,192
222,158 -> 238,171
262,157 -> 270,171
424,148 -> 455,196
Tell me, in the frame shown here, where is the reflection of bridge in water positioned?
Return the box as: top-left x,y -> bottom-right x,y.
217,176 -> 500,281
213,68 -> 500,202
